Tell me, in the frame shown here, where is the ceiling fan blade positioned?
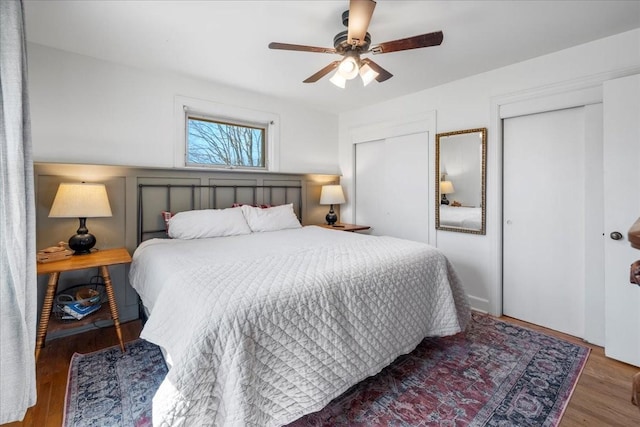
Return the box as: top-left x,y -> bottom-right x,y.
347,0 -> 376,47
362,58 -> 393,82
371,31 -> 443,54
268,42 -> 336,54
303,61 -> 341,83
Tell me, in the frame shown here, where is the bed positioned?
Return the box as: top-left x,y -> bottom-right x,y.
129,184 -> 471,426
439,205 -> 482,229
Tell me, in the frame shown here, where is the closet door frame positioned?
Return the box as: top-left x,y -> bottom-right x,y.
488,68 -> 640,317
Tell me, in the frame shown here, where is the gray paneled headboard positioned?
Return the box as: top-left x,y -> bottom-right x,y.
34,162 -> 339,336
137,183 -> 303,244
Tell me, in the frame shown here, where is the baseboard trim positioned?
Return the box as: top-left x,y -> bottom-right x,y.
467,295 -> 490,313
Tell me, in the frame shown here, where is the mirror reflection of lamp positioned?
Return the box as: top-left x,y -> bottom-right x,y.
440,180 -> 455,205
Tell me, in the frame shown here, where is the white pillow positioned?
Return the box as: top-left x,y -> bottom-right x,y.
241,204 -> 301,232
167,207 -> 251,239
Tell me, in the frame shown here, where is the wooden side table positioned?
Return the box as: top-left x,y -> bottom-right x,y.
35,247 -> 132,361
317,223 -> 371,232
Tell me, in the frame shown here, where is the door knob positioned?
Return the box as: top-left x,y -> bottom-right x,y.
610,231 -> 623,240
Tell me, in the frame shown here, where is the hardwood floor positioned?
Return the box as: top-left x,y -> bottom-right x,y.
3,316 -> 639,426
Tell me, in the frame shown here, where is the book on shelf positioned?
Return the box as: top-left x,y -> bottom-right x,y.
62,302 -> 101,320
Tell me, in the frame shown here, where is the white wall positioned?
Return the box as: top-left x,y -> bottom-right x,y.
27,29 -> 640,315
339,29 -> 640,314
27,43 -> 339,175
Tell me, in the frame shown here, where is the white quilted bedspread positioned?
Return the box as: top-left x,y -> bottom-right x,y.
129,226 -> 470,426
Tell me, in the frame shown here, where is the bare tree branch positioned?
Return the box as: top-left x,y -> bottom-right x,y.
187,118 -> 264,167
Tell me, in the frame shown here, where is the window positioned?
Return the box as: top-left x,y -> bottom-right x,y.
186,114 -> 267,169
175,95 -> 279,171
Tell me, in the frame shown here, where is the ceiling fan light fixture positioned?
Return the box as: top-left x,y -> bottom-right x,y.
338,56 -> 359,80
268,0 -> 443,87
359,63 -> 379,86
329,71 -> 347,88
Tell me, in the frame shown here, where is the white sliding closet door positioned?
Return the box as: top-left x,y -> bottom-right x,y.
503,107 -> 591,338
603,74 -> 640,366
354,132 -> 429,242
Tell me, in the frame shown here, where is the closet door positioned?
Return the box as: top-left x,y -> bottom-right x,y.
503,107 -> 591,337
603,74 -> 640,366
354,139 -> 386,230
354,132 -> 429,242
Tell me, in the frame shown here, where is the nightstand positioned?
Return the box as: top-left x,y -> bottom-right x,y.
317,223 -> 371,232
35,247 -> 132,361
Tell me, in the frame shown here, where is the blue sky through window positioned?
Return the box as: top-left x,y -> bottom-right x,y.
187,117 -> 265,168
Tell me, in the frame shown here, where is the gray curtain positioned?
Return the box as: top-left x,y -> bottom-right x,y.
0,0 -> 37,422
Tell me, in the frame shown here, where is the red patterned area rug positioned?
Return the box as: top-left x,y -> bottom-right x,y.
64,312 -> 589,426
288,312 -> 589,426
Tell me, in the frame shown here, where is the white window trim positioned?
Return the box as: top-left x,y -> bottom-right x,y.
174,95 -> 280,171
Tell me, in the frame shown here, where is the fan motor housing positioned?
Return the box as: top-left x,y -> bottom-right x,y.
333,30 -> 371,53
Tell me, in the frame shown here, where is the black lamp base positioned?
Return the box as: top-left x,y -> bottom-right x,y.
69,217 -> 96,255
441,194 -> 450,205
325,205 -> 338,225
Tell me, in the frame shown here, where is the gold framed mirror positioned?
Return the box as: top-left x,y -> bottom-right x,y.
435,128 -> 487,235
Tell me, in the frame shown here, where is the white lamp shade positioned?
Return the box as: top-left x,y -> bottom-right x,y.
320,185 -> 346,205
329,71 -> 347,88
359,63 -> 379,86
440,181 -> 455,195
49,183 -> 113,218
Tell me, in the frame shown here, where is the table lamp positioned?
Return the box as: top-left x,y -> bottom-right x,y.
48,182 -> 112,255
320,184 -> 346,225
440,180 -> 455,205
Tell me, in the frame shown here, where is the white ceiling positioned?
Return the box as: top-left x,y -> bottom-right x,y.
23,0 -> 640,114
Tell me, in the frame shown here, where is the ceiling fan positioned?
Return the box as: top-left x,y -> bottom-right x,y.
268,0 -> 443,88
